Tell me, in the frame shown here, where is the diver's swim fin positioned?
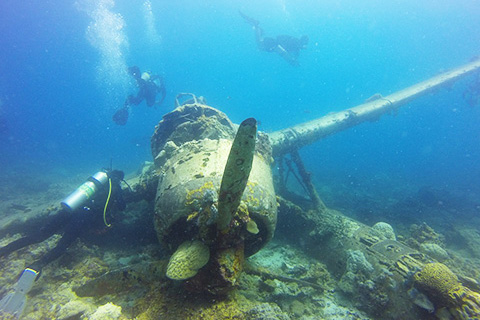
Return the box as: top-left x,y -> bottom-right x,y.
239,11 -> 259,27
113,106 -> 129,125
0,268 -> 39,319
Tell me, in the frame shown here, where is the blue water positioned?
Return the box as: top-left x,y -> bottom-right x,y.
0,0 -> 479,197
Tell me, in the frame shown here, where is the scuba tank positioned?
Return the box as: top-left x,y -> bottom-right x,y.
61,171 -> 109,211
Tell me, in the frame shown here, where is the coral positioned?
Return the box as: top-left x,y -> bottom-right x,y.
136,288 -> 250,320
191,298 -> 247,320
185,181 -> 216,207
246,220 -> 259,234
414,263 -> 480,319
448,286 -> 480,320
338,271 -> 357,295
217,246 -> 245,287
419,242 -> 449,262
414,262 -> 460,305
370,222 -> 396,240
301,262 -> 334,290
407,223 -> 445,249
339,254 -> 395,316
346,250 -> 374,274
232,201 -> 258,234
166,240 -> 210,280
184,182 -> 218,237
357,279 -> 390,313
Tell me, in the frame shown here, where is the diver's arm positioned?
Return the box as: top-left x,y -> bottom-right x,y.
126,91 -> 144,106
275,45 -> 300,67
254,25 -> 266,51
239,11 -> 267,51
239,11 -> 259,27
153,77 -> 166,107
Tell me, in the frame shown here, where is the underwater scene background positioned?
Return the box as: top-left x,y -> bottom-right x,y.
1,0 -> 480,319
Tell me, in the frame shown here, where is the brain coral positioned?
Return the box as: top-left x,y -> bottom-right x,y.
371,222 -> 396,240
414,263 -> 480,319
166,240 -> 210,280
414,262 -> 460,305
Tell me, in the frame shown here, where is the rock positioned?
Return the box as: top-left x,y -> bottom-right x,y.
323,298 -> 366,319
57,300 -> 93,320
346,250 -> 374,274
338,271 -> 357,294
408,288 -> 434,313
89,302 -> 122,320
247,302 -> 290,320
290,300 -> 306,317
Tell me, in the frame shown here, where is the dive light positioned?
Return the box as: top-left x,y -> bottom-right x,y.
61,171 -> 109,211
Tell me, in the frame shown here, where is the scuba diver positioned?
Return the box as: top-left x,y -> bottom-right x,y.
0,169 -> 126,319
239,11 -> 309,67
113,66 -> 167,125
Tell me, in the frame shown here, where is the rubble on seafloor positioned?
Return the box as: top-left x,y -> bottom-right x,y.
1,168 -> 480,319
0,211 -> 369,319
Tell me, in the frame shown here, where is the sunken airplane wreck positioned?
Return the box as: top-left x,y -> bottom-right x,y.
1,58 -> 480,319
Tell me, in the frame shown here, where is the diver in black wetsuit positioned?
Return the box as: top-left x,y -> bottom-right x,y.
113,66 -> 167,125
240,11 -> 309,67
0,170 -> 126,319
0,169 -> 126,318
0,170 -> 126,273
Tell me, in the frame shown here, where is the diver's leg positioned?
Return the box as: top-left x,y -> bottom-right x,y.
0,210 -> 68,259
239,11 -> 267,51
145,85 -> 156,107
28,214 -> 83,272
156,85 -> 166,106
126,92 -> 143,106
254,26 -> 266,51
0,237 -> 44,258
146,98 -> 155,107
27,232 -> 76,272
239,11 -> 259,27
